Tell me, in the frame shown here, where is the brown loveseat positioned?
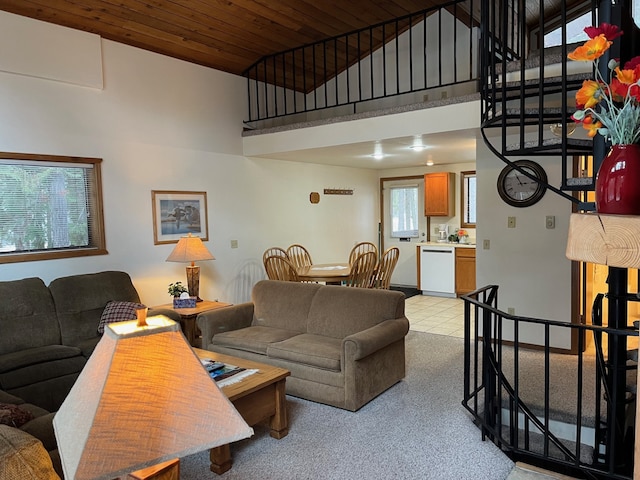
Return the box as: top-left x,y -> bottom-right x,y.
197,280 -> 409,411
0,271 -> 179,412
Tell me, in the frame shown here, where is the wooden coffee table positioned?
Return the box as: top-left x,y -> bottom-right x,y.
193,348 -> 290,474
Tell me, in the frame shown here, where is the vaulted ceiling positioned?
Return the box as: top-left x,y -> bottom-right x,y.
0,0 -> 456,77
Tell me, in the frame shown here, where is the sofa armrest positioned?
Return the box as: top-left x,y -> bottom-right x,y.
343,317 -> 409,361
196,303 -> 254,348
149,307 -> 181,323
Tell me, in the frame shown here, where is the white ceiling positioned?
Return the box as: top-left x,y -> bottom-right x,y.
248,128 -> 479,170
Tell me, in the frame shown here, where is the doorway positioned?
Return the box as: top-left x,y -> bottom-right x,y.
380,175 -> 426,287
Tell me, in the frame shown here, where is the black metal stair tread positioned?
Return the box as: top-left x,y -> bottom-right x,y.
506,137 -> 591,148
494,42 -> 584,74
504,138 -> 592,157
484,109 -> 577,127
492,72 -> 590,90
566,177 -> 593,187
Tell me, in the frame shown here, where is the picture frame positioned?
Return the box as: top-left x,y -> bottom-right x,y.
152,190 -> 208,245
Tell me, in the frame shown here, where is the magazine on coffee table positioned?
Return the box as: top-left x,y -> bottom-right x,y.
201,359 -> 258,387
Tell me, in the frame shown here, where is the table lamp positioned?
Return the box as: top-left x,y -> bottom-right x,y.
166,233 -> 215,302
53,312 -> 252,480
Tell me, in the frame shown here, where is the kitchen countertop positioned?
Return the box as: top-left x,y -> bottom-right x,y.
417,242 -> 476,248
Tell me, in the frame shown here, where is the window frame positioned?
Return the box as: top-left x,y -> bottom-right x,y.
0,151 -> 107,264
460,170 -> 476,229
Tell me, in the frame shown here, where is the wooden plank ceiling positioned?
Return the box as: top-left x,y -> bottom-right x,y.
0,0 -> 451,77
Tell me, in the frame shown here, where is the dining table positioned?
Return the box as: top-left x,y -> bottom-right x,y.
297,263 -> 351,285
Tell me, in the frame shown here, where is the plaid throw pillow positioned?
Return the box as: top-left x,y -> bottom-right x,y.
0,404 -> 34,428
98,301 -> 146,334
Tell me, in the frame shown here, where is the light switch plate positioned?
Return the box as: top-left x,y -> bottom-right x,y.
508,216 -> 516,228
546,215 -> 555,229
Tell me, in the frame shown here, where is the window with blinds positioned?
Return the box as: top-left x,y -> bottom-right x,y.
0,153 -> 107,263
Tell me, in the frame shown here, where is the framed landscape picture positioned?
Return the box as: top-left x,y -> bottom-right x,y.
152,190 -> 209,245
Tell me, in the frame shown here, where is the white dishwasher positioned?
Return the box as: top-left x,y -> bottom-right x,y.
420,245 -> 456,297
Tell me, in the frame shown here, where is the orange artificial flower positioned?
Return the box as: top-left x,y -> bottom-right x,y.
567,34 -> 612,62
615,66 -> 636,85
575,80 -> 602,109
582,116 -> 603,137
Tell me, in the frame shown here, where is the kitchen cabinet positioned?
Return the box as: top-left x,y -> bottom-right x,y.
424,172 -> 454,216
455,248 -> 476,295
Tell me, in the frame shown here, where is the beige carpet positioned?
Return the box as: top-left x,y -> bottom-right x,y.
178,331 -> 515,479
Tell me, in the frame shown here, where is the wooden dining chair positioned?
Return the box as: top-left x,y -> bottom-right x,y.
263,247 -> 288,266
348,242 -> 378,266
264,255 -> 300,282
371,247 -> 400,289
286,244 -> 313,269
345,251 -> 377,288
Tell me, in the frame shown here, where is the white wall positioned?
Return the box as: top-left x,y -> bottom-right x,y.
0,13 -> 379,306
476,131 -> 574,349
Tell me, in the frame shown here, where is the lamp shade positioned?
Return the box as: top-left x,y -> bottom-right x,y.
53,317 -> 252,480
166,233 -> 215,263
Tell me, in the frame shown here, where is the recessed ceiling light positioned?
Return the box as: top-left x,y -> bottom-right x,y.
371,142 -> 384,160
410,145 -> 425,152
426,159 -> 434,166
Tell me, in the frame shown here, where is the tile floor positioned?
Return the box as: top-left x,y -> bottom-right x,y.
405,294 -> 469,337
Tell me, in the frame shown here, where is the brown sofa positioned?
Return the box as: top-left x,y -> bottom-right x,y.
197,280 -> 409,411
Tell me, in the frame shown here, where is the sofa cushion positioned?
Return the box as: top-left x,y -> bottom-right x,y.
267,333 -> 341,371
213,326 -> 300,355
251,280 -> 321,332
306,287 -> 405,339
98,300 -> 146,334
0,391 -> 24,405
49,271 -> 141,346
0,424 -> 60,480
0,345 -> 83,374
0,355 -> 86,390
0,278 -> 61,356
0,404 -> 33,428
20,413 -> 57,452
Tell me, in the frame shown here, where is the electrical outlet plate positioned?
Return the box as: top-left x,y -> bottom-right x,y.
507,307 -> 515,315
230,239 -> 238,249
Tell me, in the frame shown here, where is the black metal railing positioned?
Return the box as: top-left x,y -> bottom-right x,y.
462,285 -> 637,480
244,0 -> 480,125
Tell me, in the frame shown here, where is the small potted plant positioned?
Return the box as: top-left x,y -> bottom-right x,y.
168,282 -> 194,308
168,281 -> 188,298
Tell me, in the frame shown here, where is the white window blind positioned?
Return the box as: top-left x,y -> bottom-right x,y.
0,153 -> 105,262
390,185 -> 419,238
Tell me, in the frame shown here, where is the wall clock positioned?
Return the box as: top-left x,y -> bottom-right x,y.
496,160 -> 547,207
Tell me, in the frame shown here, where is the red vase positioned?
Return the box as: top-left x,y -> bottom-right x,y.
595,144 -> 640,215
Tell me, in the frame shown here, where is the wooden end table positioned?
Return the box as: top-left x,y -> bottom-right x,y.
153,300 -> 231,347
193,348 -> 290,474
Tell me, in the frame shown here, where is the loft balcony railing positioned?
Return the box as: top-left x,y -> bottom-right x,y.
243,0 -> 481,127
463,285 -> 638,480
